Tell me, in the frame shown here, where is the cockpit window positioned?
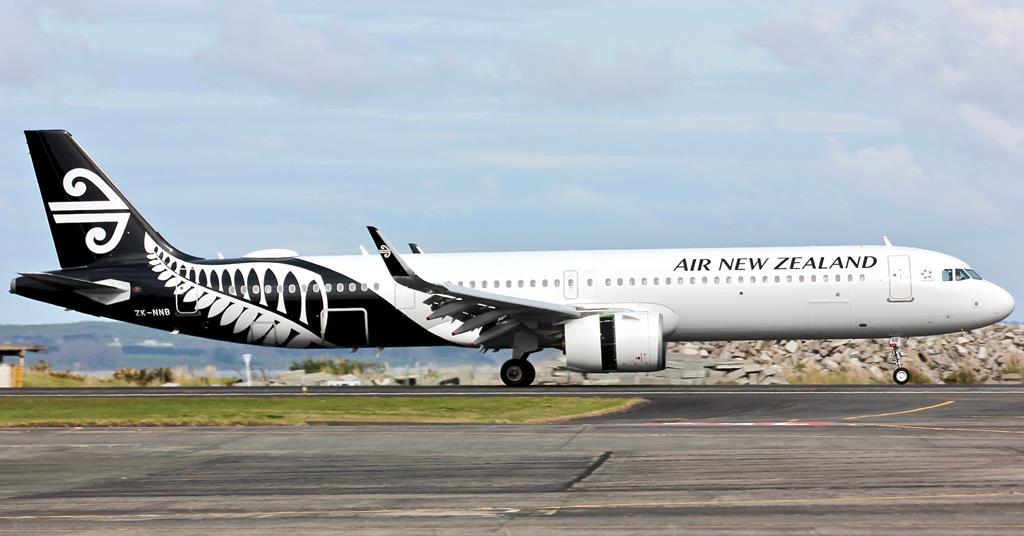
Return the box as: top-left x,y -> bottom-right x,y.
965,269 -> 982,280
942,269 -> 953,282
955,268 -> 972,281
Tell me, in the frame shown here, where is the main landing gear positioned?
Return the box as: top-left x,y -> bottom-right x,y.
500,358 -> 535,387
500,332 -> 539,387
889,337 -> 910,385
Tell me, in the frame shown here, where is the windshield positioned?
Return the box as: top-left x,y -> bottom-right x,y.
965,269 -> 982,280
955,269 -> 972,281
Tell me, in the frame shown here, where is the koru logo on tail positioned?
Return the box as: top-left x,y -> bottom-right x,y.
47,168 -> 130,254
379,245 -> 391,258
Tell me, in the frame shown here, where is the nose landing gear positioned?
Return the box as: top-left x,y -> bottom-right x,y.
889,337 -> 910,385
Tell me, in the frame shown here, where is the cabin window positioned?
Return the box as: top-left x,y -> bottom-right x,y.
653,277 -> 659,285
726,276 -> 732,284
810,275 -> 816,283
542,279 -> 548,287
641,277 -> 647,285
714,276 -> 720,284
859,274 -> 865,282
481,280 -> 488,288
774,275 -> 780,283
605,278 -> 611,286
701,276 -> 707,284
229,286 -> 237,295
786,276 -> 792,283
470,281 -> 476,288
664,277 -> 670,286
823,275 -> 829,282
798,275 -> 804,283
373,283 -> 379,291
689,277 -> 695,285
847,274 -> 853,282
252,285 -> 260,294
629,278 -> 635,286
738,276 -> 744,283
617,278 -> 623,286
518,280 -> 524,288
504,280 -> 511,288
530,280 -> 537,287
352,283 -> 359,292
762,276 -> 768,283
554,279 -> 560,287
288,284 -> 296,293
492,280 -> 498,288
325,283 -> 333,292
586,278 -> 593,287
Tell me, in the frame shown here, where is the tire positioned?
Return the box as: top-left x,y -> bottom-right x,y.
500,359 -> 528,387
522,360 -> 536,387
893,367 -> 910,385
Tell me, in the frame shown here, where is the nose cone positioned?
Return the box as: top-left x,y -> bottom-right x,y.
992,285 -> 1015,321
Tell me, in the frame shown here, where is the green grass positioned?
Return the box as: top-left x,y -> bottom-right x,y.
0,396 -> 643,427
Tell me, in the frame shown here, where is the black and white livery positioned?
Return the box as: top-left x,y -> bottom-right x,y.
11,131 -> 1015,386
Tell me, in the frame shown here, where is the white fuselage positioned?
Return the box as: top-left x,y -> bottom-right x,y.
302,244 -> 1015,346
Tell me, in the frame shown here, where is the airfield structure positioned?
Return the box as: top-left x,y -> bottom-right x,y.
0,343 -> 47,388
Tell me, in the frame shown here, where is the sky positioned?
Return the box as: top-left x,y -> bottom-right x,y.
0,0 -> 1022,324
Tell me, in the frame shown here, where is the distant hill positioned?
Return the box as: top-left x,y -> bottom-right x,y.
0,321 -> 501,373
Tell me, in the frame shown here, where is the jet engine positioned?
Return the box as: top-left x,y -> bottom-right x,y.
563,311 -> 665,373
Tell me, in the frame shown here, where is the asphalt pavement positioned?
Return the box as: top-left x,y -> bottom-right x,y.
1,384 -> 1023,534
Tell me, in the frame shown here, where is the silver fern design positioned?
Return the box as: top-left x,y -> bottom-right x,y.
144,234 -> 328,348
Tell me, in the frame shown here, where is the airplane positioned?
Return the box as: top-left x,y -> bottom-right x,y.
9,130 -> 1015,386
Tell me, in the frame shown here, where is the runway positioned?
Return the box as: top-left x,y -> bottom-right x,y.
2,385 -> 1024,534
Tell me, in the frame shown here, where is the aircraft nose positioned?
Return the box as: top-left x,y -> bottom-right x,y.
992,285 -> 1015,321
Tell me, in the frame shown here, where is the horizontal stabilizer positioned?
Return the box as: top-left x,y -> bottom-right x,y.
19,272 -> 130,305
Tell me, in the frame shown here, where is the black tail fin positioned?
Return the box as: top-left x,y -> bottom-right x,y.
24,130 -> 190,268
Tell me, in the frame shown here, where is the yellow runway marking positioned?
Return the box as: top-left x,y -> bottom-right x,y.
855,422 -> 1024,435
844,400 -> 955,420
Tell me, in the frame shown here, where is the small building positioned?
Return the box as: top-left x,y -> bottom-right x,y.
0,343 -> 47,388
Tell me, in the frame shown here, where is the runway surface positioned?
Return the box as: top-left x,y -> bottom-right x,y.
2,385 -> 1024,534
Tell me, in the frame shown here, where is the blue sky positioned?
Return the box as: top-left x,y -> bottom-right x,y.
1,0 -> 1021,324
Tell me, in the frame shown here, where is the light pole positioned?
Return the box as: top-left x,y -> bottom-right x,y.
242,353 -> 252,386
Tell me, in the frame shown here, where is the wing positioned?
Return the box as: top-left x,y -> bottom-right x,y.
367,226 -> 582,348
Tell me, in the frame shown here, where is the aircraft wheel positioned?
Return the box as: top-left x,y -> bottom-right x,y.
523,360 -> 536,386
501,359 -> 533,387
893,367 -> 910,385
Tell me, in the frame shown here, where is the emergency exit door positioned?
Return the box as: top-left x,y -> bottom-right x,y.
887,255 -> 913,301
563,270 -> 578,299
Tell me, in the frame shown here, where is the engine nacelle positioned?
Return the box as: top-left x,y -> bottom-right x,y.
564,311 -> 666,373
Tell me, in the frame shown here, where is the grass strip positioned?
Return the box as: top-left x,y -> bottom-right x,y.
0,396 -> 643,427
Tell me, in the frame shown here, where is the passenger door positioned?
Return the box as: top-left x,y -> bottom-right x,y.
887,255 -> 913,302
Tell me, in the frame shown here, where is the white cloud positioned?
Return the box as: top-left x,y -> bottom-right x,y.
746,1 -> 1024,168
546,182 -> 615,211
825,137 -> 926,189
957,103 -> 1024,161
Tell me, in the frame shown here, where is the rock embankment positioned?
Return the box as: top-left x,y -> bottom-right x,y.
647,323 -> 1024,385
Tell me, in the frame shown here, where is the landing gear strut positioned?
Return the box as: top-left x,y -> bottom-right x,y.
889,337 -> 910,385
500,358 -> 535,387
500,332 -> 539,387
